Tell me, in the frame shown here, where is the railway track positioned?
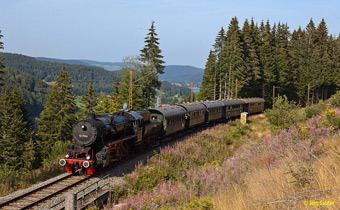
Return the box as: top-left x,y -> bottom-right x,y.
0,173 -> 91,210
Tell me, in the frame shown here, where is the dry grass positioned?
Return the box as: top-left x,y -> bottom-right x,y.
212,135 -> 340,210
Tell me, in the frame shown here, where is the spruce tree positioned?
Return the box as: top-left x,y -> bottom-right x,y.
94,83 -> 119,114
199,51 -> 216,100
214,27 -> 226,99
275,23 -> 292,98
289,27 -> 308,103
313,19 -> 333,100
258,20 -> 276,104
304,19 -> 318,104
139,21 -> 165,107
140,21 -> 165,74
83,82 -> 96,116
0,87 -> 33,170
38,66 -> 76,158
117,68 -> 144,110
95,95 -> 119,114
241,18 -> 261,97
140,22 -> 164,108
221,17 -> 246,98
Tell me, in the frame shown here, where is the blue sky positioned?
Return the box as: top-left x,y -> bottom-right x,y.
0,0 -> 339,67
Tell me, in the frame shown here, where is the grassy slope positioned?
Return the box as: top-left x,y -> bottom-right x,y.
115,106 -> 339,209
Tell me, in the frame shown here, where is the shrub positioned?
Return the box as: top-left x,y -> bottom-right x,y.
43,141 -> 70,164
111,185 -> 128,204
329,91 -> 340,107
265,96 -> 303,129
305,101 -> 326,118
182,196 -> 214,210
321,109 -> 340,129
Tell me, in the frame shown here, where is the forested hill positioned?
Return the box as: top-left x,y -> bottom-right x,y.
160,65 -> 203,84
1,52 -> 122,95
36,57 -> 204,85
3,68 -> 48,119
36,57 -> 126,71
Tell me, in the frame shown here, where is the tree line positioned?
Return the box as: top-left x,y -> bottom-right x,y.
199,17 -> 339,106
0,22 -> 164,171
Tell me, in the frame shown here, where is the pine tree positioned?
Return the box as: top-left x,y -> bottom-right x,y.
82,82 -> 96,116
258,20 -> 276,104
221,17 -> 246,98
289,27 -> 308,103
139,21 -> 165,107
241,18 -> 261,97
199,51 -> 216,100
329,35 -> 340,92
94,83 -> 119,114
95,95 -> 119,114
304,19 -> 318,104
38,66 -> 76,158
0,87 -> 33,170
22,136 -> 36,170
140,21 -> 165,74
313,19 -> 333,101
275,23 -> 292,98
0,30 -> 5,89
117,68 -> 144,110
213,27 -> 226,100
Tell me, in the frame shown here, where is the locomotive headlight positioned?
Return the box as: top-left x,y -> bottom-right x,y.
86,155 -> 91,160
59,159 -> 66,166
83,161 -> 90,168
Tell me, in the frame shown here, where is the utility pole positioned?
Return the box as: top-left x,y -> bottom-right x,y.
128,70 -> 133,109
307,83 -> 310,106
189,82 -> 194,102
213,64 -> 217,100
235,79 -> 238,98
272,85 -> 275,104
228,63 -> 232,99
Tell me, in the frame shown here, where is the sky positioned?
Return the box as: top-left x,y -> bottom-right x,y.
0,0 -> 339,68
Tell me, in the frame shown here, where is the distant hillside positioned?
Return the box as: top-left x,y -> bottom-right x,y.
2,53 -> 122,95
36,57 -> 204,85
161,65 -> 203,85
36,57 -> 125,71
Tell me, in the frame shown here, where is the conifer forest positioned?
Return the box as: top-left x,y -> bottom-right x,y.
200,18 -> 339,106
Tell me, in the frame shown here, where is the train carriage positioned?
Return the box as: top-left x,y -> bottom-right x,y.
177,102 -> 206,128
222,99 -> 245,119
201,101 -> 225,122
241,98 -> 265,114
149,105 -> 187,136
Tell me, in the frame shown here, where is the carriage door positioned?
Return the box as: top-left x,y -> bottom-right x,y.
134,120 -> 143,144
184,113 -> 190,128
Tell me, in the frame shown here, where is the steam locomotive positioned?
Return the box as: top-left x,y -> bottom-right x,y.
59,98 -> 265,175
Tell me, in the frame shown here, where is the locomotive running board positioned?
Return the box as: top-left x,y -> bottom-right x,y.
106,135 -> 137,148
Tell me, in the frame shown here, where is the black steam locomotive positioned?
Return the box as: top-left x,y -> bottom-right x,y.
59,98 -> 264,175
